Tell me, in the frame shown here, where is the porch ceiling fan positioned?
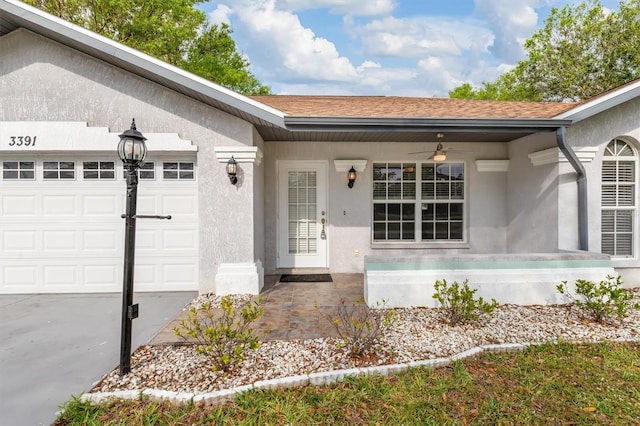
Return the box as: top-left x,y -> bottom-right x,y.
408,133 -> 468,162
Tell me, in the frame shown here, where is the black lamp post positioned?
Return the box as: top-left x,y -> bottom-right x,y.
117,119 -> 147,375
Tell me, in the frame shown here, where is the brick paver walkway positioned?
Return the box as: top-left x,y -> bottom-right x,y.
149,273 -> 363,345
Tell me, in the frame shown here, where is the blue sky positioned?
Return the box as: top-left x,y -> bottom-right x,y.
200,0 -> 620,97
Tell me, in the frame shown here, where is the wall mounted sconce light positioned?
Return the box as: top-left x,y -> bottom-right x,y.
226,156 -> 238,185
347,166 -> 357,188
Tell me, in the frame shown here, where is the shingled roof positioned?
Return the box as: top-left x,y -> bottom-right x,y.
251,95 -> 579,119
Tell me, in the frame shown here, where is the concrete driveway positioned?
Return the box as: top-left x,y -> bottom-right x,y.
0,291 -> 196,426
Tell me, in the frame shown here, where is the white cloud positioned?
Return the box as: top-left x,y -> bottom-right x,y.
208,4 -> 233,25
278,0 -> 396,16
231,0 -> 359,82
473,0 -> 542,62
358,16 -> 493,58
205,0 -> 610,96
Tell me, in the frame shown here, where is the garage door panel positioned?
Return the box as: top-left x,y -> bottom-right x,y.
2,195 -> 37,216
43,230 -> 78,251
137,194 -> 158,215
43,195 -> 77,216
43,265 -> 77,288
135,229 -> 157,250
162,229 -> 197,250
82,230 -> 119,251
3,231 -> 37,252
162,194 -> 196,216
3,265 -> 38,288
82,194 -> 120,216
163,263 -> 198,287
134,264 -> 157,287
83,264 -> 119,288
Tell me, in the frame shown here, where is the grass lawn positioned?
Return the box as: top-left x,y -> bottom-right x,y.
54,341 -> 640,425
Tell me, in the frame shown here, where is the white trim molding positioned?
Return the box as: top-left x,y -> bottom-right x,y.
214,146 -> 263,166
0,121 -> 197,153
528,147 -> 598,167
334,159 -> 367,172
475,160 -> 509,172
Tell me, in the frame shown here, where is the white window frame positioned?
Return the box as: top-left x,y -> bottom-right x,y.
371,161 -> 467,246
43,161 -> 76,180
601,138 -> 637,259
2,160 -> 35,180
163,161 -> 195,180
83,161 -> 115,180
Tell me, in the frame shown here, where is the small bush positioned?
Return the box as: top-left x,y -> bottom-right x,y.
319,298 -> 397,358
432,279 -> 498,325
557,275 -> 639,323
174,295 -> 263,373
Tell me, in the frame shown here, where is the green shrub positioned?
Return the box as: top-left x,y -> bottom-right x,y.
319,298 -> 397,358
557,275 -> 639,323
432,279 -> 498,325
174,295 -> 263,373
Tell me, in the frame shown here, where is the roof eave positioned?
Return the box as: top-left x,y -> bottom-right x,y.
283,116 -> 572,132
555,80 -> 640,123
1,0 -> 286,128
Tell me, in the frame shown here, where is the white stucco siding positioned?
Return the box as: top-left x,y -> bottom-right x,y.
263,140 -> 509,274
1,29 -> 261,293
506,133 -> 559,253
563,97 -> 640,284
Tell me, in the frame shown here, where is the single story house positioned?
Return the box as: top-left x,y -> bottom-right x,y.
1,0 -> 639,307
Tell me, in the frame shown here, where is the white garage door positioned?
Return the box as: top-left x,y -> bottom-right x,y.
0,122 -> 199,293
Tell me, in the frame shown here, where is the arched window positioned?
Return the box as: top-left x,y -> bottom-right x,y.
601,139 -> 636,257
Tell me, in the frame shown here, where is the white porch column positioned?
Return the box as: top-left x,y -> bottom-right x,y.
214,261 -> 264,295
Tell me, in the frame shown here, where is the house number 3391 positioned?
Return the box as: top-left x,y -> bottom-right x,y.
9,136 -> 37,147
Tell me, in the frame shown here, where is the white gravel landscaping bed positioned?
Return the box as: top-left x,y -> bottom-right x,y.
92,289 -> 640,395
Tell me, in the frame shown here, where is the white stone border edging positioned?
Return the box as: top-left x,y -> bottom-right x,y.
80,339 -> 637,407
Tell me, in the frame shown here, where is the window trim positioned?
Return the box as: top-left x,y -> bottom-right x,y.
43,160 -> 76,180
2,160 -> 36,180
82,161 -> 116,180
370,161 -> 468,247
601,138 -> 637,259
162,161 -> 196,180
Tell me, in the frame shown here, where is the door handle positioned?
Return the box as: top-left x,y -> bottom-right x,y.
320,211 -> 326,239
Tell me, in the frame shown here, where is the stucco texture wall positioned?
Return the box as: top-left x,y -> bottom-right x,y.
506,133 -> 559,253
564,98 -> 640,283
0,29 -> 260,292
263,140 -> 509,274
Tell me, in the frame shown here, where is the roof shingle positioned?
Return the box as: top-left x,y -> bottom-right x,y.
251,95 -> 580,119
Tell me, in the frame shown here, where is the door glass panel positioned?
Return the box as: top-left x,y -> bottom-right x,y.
288,171 -> 317,254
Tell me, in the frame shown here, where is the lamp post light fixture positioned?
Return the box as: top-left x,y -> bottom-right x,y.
117,119 -> 147,376
347,166 -> 357,188
226,156 -> 238,185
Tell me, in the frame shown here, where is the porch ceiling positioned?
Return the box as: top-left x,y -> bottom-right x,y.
255,116 -> 571,143
255,126 -> 544,142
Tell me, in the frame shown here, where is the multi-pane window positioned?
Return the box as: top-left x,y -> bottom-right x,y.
139,161 -> 155,180
373,162 -> 464,242
2,161 -> 35,180
43,161 -> 75,180
123,161 -> 155,180
373,163 -> 416,241
163,162 -> 194,180
601,139 -> 636,257
421,163 -> 464,240
83,161 -> 115,179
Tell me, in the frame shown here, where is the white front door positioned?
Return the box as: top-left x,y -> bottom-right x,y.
277,161 -> 328,268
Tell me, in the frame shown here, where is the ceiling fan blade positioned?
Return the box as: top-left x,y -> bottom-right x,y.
408,150 -> 431,155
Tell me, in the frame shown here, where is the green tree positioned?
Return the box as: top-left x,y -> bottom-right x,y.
179,23 -> 271,95
23,0 -> 270,94
450,0 -> 640,101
